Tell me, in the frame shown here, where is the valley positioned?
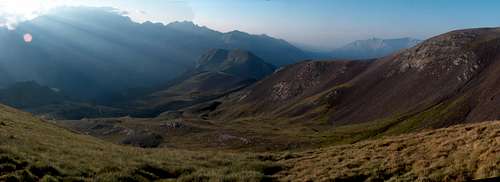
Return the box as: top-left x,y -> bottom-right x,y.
0,4 -> 499,181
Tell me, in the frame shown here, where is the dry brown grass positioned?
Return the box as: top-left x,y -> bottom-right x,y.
1,103 -> 500,181
0,105 -> 281,181
276,121 -> 500,181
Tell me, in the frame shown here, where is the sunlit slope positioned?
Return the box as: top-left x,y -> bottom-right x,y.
277,121 -> 500,181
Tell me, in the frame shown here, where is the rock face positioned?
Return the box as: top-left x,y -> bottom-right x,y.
212,28 -> 500,131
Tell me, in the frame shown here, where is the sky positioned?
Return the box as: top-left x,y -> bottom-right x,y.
1,0 -> 500,50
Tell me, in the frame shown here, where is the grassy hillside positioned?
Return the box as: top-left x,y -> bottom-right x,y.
1,103 -> 499,181
0,104 -> 281,181
277,121 -> 500,181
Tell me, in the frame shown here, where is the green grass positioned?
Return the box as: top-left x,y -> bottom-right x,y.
1,103 -> 499,181
0,105 -> 282,181
383,96 -> 470,135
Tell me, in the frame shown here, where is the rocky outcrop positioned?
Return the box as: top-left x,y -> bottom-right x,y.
213,28 -> 500,131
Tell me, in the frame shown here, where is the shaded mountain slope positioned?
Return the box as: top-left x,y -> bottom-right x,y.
196,49 -> 276,80
129,49 -> 276,117
212,28 -> 500,132
0,81 -> 126,120
0,81 -> 67,108
0,7 -> 306,103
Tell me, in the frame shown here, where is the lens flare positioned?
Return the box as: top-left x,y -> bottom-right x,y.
23,33 -> 33,43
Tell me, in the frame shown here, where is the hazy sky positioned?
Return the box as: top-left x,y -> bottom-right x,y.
2,0 -> 500,50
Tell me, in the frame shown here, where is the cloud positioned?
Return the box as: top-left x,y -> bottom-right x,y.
0,0 -> 53,30
0,12 -> 23,30
116,0 -> 194,24
0,0 -> 195,29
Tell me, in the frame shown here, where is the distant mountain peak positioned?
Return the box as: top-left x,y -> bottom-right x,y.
164,21 -> 216,34
142,21 -> 164,26
227,30 -> 248,35
331,37 -> 422,59
167,21 -> 198,28
0,6 -> 307,112
209,27 -> 500,140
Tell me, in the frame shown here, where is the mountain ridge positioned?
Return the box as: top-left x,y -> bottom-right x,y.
127,49 -> 276,117
196,49 -> 276,80
331,37 -> 421,59
0,6 -> 307,104
207,27 -> 500,134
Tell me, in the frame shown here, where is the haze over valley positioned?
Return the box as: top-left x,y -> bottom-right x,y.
0,1 -> 499,181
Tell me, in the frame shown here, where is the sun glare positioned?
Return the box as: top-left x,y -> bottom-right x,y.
0,0 -> 58,18
0,0 -> 65,29
1,0 -> 38,14
23,33 -> 32,43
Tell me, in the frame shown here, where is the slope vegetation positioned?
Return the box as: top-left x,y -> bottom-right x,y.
1,104 -> 498,181
0,104 -> 281,181
213,28 -> 500,134
277,121 -> 500,181
211,60 -> 372,120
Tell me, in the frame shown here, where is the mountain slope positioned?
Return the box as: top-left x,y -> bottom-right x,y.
0,81 -> 67,108
0,7 -> 307,103
331,37 -> 421,59
129,49 -> 276,117
212,27 -> 500,134
0,104 -> 281,181
0,81 -> 127,120
209,60 -> 373,120
277,120 -> 500,181
196,49 -> 276,80
1,103 -> 498,181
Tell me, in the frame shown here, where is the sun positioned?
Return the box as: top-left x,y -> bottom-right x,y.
23,33 -> 33,43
